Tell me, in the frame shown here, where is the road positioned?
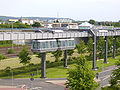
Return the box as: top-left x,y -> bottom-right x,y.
98,65 -> 117,87
0,65 -> 118,90
0,79 -> 65,90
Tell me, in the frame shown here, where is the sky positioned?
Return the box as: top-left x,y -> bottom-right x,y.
0,0 -> 119,21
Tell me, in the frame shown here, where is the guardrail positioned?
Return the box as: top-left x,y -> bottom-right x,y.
0,31 -> 90,41
0,29 -> 120,41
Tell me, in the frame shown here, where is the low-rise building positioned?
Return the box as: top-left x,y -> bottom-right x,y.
79,22 -> 93,29
43,22 -> 78,29
48,18 -> 73,23
19,18 -> 34,25
8,19 -> 19,22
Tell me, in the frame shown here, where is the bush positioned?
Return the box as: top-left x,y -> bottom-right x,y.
4,67 -> 11,73
66,55 -> 98,90
0,54 -> 7,60
7,48 -> 15,54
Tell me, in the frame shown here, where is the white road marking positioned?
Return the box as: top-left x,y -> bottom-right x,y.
101,75 -> 111,81
99,67 -> 118,74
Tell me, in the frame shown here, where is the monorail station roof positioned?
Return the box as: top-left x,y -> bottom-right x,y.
79,22 -> 93,27
79,22 -> 94,29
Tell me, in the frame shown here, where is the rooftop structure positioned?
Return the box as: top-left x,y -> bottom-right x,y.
79,22 -> 93,29
48,18 -> 73,23
43,22 -> 78,29
8,19 -> 19,22
19,18 -> 34,25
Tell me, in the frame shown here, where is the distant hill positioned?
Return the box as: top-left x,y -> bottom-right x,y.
0,16 -> 74,22
0,16 -> 18,21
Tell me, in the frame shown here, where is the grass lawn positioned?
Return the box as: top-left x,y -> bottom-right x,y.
0,53 -> 55,70
0,55 -> 119,79
0,50 -> 119,79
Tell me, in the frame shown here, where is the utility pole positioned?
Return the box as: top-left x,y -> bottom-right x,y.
11,22 -> 13,49
11,69 -> 14,86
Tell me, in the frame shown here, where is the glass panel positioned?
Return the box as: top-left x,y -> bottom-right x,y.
40,42 -> 42,50
37,42 -> 39,49
46,42 -> 48,48
68,40 -> 70,46
50,41 -> 53,48
58,41 -> 60,47
42,42 -> 45,48
33,42 -> 37,49
69,40 -> 72,46
36,42 -> 38,49
53,41 -> 55,48
48,41 -> 50,48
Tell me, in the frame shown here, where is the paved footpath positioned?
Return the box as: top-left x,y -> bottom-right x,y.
98,65 -> 118,87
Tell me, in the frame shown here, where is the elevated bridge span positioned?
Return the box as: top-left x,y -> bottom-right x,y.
0,30 -> 120,41
0,28 -> 120,78
0,31 -> 90,41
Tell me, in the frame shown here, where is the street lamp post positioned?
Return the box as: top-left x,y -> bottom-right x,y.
11,22 -> 13,49
11,69 -> 14,86
30,73 -> 34,89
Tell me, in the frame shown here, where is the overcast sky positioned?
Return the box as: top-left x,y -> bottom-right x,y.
0,0 -> 119,21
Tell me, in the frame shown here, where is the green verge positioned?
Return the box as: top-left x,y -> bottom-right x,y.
0,55 -> 119,79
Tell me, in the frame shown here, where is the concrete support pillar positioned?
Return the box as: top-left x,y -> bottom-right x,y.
92,35 -> 97,70
64,50 -> 68,68
41,53 -> 46,78
104,36 -> 108,63
112,36 -> 116,58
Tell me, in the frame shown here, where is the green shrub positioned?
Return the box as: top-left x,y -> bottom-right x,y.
0,54 -> 7,60
7,48 -> 15,54
4,67 -> 11,73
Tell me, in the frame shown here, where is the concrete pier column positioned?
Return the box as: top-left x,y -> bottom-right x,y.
104,36 -> 108,63
64,50 -> 68,68
112,36 -> 116,58
41,53 -> 46,78
92,35 -> 97,70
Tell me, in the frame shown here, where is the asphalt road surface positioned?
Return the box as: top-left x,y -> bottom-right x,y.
0,79 -> 65,90
0,65 -> 118,90
98,65 -> 117,87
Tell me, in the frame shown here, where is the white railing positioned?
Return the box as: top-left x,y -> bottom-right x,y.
0,30 -> 120,41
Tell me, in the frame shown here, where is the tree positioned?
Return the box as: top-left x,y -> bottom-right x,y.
87,38 -> 93,60
67,50 -> 74,57
88,19 -> 96,25
110,68 -> 120,89
32,22 -> 41,28
109,59 -> 120,89
108,37 -> 114,57
115,59 -> 120,66
34,52 -> 41,58
97,37 -> 104,59
18,46 -> 31,66
76,40 -> 86,55
52,50 -> 62,62
0,54 -> 7,61
66,55 -> 98,90
116,37 -> 120,55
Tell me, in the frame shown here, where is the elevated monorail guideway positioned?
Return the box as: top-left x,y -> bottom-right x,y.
0,28 -> 120,78
0,31 -> 90,41
0,29 -> 120,41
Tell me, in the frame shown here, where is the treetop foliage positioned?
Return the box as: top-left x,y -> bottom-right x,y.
32,22 -> 41,28
18,46 -> 31,66
76,40 -> 86,55
66,55 -> 98,90
52,50 -> 62,62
